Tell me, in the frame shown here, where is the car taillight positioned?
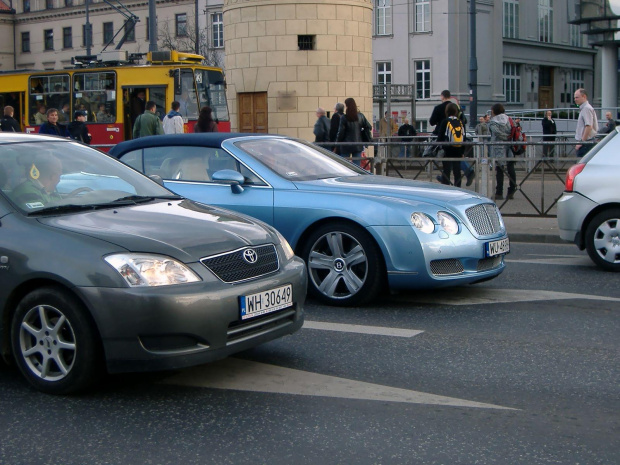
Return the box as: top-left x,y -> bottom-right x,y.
565,163 -> 585,192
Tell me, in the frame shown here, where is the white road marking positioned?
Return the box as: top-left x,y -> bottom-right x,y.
162,358 -> 516,410
506,257 -> 594,266
392,288 -> 620,306
303,320 -> 424,338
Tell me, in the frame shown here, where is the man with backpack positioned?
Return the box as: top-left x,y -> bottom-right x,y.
436,103 -> 466,187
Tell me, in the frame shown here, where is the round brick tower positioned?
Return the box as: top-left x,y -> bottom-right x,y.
223,0 -> 373,140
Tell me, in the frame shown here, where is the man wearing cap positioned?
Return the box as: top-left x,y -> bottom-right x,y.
68,110 -> 92,145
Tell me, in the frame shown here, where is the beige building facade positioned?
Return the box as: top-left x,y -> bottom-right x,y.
223,0 -> 373,139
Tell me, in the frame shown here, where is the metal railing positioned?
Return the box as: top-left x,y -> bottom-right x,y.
322,137 -> 589,218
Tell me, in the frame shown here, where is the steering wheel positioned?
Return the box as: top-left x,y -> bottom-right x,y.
65,187 -> 94,198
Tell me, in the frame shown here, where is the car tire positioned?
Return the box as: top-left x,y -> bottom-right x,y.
11,287 -> 103,395
584,208 -> 620,272
300,222 -> 385,306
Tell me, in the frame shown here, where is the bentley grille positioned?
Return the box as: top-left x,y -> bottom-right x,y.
466,204 -> 503,236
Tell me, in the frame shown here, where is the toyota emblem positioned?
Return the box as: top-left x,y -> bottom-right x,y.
242,249 -> 258,264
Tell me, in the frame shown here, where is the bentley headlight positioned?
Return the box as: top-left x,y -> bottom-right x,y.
411,212 -> 435,234
105,254 -> 201,287
437,211 -> 459,235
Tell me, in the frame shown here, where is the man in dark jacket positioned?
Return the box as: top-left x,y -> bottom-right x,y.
38,108 -> 70,138
541,110 -> 557,156
429,90 -> 466,135
436,103 -> 466,187
313,107 -> 331,144
397,118 -> 417,157
329,102 -> 344,153
1,106 -> 21,132
68,110 -> 92,144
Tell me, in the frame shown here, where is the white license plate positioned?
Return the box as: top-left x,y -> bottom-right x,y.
240,284 -> 293,320
486,238 -> 510,257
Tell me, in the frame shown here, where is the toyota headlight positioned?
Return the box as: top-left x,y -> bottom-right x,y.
411,212 -> 435,234
105,254 -> 201,287
437,211 -> 459,235
273,228 -> 295,260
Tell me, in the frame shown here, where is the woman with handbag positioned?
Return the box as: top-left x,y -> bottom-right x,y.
336,98 -> 372,166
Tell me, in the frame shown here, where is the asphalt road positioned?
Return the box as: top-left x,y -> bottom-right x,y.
0,242 -> 618,465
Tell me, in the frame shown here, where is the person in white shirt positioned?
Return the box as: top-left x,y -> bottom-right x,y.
162,101 -> 184,135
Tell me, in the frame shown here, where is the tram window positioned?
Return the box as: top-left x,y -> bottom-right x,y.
73,72 -> 116,123
174,69 -> 198,120
28,75 -> 70,125
196,69 -> 229,122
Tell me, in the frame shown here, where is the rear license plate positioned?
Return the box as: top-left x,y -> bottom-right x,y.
240,284 -> 293,320
486,238 -> 510,257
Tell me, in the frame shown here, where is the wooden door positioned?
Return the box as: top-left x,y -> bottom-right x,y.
539,87 -> 553,109
238,92 -> 268,133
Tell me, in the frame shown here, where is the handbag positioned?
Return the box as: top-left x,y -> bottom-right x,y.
422,144 -> 439,158
360,113 -> 373,144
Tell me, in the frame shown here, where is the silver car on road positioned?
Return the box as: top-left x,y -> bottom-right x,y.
557,127 -> 620,271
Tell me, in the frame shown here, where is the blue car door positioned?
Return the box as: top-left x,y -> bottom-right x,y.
141,145 -> 275,225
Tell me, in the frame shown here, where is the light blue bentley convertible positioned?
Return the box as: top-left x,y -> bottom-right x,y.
110,133 -> 509,306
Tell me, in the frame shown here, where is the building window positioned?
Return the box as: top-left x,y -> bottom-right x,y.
82,24 -> 93,47
176,13 -> 188,37
569,24 -> 582,47
124,20 -> 135,42
538,0 -> 553,43
46,0 -> 53,9
23,0 -> 30,12
63,27 -> 72,49
414,0 -> 430,33
376,62 -> 392,87
22,32 -> 30,53
212,12 -> 223,48
375,0 -> 392,36
414,60 -> 431,99
146,17 -> 150,40
65,0 -> 72,6
570,70 -> 585,95
103,22 -> 114,44
298,35 -> 315,51
503,0 -> 519,39
503,63 -> 521,103
44,29 -> 54,51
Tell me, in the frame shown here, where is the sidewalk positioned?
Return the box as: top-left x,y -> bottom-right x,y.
503,215 -> 564,244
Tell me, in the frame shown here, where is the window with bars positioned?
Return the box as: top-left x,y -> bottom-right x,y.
503,0 -> 519,38
503,63 -> 521,103
538,0 -> 553,43
44,29 -> 54,51
414,60 -> 431,99
375,0 -> 392,36
298,35 -> 315,50
63,27 -> 72,49
103,22 -> 114,44
22,32 -> 30,53
415,0 -> 430,33
212,12 -> 223,48
176,13 -> 188,37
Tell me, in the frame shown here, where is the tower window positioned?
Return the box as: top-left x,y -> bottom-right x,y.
298,35 -> 315,51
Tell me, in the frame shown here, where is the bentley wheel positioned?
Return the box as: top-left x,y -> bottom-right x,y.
301,222 -> 385,306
